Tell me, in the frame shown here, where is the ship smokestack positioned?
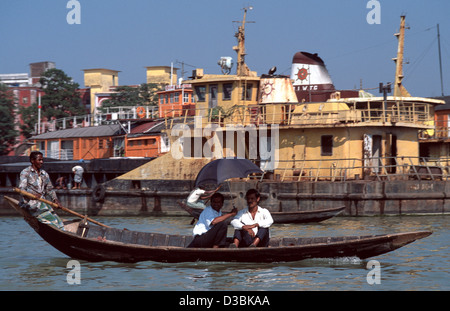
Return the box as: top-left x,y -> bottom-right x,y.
290,52 -> 336,102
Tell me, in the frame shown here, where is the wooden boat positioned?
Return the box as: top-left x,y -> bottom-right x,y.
179,203 -> 346,224
5,196 -> 432,263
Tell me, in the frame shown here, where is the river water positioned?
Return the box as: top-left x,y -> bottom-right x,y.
0,214 -> 448,291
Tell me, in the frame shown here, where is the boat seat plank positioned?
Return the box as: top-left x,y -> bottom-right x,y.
168,235 -> 184,247
85,226 -> 106,239
121,230 -> 137,244
136,232 -> 152,246
151,233 -> 168,246
104,228 -> 123,242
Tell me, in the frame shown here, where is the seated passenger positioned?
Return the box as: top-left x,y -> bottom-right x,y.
187,193 -> 237,248
230,189 -> 273,248
186,185 -> 221,210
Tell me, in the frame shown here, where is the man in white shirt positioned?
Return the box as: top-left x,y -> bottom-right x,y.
230,189 -> 273,248
187,193 -> 237,248
186,185 -> 221,210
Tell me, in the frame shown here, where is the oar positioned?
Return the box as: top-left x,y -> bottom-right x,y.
13,187 -> 110,228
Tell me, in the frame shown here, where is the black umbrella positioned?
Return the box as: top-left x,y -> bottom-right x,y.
194,158 -> 263,187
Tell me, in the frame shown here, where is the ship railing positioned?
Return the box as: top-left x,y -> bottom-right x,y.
34,106 -> 160,134
162,102 -> 433,130
261,156 -> 449,182
419,119 -> 450,140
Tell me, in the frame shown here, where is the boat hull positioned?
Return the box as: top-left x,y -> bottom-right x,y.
5,196 -> 431,263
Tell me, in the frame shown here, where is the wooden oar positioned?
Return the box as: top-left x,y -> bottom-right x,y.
13,187 -> 110,228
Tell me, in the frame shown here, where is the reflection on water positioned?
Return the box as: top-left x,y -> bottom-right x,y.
0,215 -> 448,290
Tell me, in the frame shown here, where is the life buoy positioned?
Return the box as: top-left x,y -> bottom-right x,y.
92,184 -> 106,202
136,106 -> 146,118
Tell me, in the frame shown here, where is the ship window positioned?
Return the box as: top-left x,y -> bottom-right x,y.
241,84 -> 252,101
223,83 -> 233,100
194,85 -> 206,102
321,135 -> 333,156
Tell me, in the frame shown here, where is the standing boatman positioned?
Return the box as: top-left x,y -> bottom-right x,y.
18,151 -> 65,230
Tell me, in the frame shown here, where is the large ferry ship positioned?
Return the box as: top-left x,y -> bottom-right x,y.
2,11 -> 448,217
93,12 -> 446,217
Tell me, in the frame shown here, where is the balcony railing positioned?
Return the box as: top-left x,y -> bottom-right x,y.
259,156 -> 449,182
42,148 -> 74,160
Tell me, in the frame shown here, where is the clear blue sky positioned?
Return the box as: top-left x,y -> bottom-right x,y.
1,0 -> 449,97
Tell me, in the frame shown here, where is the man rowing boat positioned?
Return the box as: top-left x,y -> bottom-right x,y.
18,151 -> 65,230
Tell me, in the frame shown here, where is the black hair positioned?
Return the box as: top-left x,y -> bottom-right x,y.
29,151 -> 43,162
211,192 -> 225,202
245,188 -> 260,198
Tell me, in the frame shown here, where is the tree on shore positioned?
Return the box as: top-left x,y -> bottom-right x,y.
0,83 -> 18,155
20,68 -> 85,138
99,83 -> 161,111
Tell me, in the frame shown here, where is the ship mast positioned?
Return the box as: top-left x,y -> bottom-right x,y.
233,6 -> 254,76
393,15 -> 411,97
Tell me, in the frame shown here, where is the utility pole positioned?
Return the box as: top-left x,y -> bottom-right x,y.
175,60 -> 196,81
38,94 -> 41,134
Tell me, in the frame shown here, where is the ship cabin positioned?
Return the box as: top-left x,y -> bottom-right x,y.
187,69 -> 260,122
157,84 -> 196,118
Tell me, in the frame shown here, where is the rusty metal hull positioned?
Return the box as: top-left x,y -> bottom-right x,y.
3,178 -> 450,216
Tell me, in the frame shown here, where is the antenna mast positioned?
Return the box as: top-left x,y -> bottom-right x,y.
233,6 -> 254,76
393,15 -> 411,97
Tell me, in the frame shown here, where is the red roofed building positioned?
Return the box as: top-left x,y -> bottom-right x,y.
125,121 -> 169,158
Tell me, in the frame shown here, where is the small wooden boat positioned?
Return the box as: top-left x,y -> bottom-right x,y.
5,196 -> 432,263
179,203 -> 346,224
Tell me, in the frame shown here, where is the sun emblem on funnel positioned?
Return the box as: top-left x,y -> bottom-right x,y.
261,81 -> 274,99
296,67 -> 309,81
